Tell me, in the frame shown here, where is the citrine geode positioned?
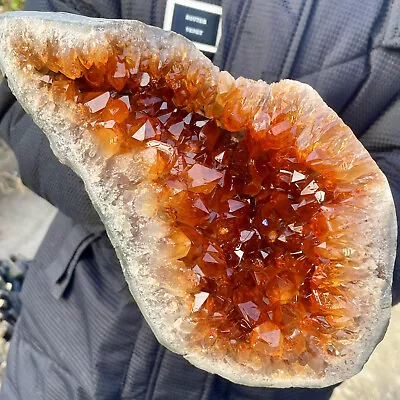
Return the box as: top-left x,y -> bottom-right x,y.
0,11 -> 397,388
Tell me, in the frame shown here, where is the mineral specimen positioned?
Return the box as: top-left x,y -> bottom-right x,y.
0,11 -> 397,388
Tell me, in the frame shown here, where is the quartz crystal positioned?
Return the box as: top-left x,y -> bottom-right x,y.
0,11 -> 397,388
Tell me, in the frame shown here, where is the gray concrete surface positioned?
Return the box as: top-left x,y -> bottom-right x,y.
0,139 -> 57,260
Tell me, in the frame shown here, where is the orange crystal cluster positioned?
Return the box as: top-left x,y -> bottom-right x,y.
18,40 -> 371,375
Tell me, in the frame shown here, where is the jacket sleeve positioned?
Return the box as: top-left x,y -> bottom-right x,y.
0,0 -> 122,233
360,97 -> 400,304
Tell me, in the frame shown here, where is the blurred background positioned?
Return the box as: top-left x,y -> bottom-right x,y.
0,2 -> 399,399
0,0 -> 25,13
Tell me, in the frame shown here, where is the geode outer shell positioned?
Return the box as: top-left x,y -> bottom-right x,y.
0,11 -> 397,388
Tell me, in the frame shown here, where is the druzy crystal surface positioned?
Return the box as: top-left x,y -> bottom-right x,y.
23,47 -> 366,373
0,12 -> 396,387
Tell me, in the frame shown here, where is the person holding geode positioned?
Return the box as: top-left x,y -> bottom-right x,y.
0,0 -> 399,399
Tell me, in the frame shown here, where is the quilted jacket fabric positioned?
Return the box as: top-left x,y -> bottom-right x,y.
0,0 -> 399,398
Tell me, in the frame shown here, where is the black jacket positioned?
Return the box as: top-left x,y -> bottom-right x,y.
0,0 -> 399,399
